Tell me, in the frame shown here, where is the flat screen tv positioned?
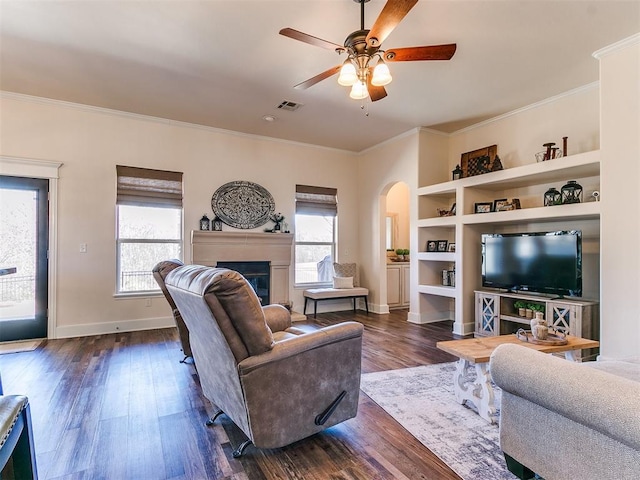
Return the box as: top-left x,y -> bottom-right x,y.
481,230 -> 582,297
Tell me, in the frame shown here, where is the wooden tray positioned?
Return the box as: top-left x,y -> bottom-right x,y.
516,329 -> 568,346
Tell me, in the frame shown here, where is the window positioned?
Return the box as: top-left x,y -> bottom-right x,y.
294,185 -> 337,285
116,166 -> 183,293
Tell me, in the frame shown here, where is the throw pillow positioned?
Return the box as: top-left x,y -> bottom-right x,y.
333,276 -> 354,289
333,262 -> 359,287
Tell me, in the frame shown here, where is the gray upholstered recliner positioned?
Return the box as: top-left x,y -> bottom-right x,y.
153,259 -> 193,362
164,264 -> 364,457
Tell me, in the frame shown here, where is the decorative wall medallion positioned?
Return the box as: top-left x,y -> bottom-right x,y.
211,181 -> 275,229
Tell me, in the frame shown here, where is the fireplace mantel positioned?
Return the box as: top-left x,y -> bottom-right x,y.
191,231 -> 293,304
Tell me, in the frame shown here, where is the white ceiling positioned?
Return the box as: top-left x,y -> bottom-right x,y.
1,1 -> 639,152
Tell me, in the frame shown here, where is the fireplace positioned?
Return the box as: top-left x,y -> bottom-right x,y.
191,231 -> 293,306
217,261 -> 270,305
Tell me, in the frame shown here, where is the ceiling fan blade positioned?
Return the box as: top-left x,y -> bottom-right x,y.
383,44 -> 457,62
366,0 -> 418,48
366,75 -> 388,102
294,65 -> 341,90
279,28 -> 345,52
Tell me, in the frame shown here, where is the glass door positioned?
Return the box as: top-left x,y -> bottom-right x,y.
0,176 -> 49,340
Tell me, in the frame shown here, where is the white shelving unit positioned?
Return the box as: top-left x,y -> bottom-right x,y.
415,150 -> 601,335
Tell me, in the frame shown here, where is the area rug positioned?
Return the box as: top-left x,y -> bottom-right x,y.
0,339 -> 42,355
360,362 -> 517,480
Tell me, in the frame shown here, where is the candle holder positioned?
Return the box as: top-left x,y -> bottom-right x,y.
199,214 -> 210,231
561,180 -> 583,204
544,188 -> 562,206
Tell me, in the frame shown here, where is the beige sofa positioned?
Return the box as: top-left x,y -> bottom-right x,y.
164,264 -> 364,457
490,344 -> 640,480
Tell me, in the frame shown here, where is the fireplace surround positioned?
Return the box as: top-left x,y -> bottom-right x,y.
191,231 -> 293,306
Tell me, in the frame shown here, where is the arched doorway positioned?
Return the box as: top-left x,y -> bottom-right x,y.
382,181 -> 410,311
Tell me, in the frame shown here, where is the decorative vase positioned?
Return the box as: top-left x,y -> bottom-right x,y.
532,320 -> 549,340
535,311 -> 544,321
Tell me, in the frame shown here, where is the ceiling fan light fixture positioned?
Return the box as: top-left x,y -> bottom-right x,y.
349,79 -> 369,100
337,60 -> 358,86
371,59 -> 392,86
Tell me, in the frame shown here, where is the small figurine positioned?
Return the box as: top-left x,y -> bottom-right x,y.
491,155 -> 504,172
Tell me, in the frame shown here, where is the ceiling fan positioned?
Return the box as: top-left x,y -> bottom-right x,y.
279,0 -> 456,102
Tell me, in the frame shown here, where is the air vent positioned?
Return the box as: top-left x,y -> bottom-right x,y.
277,100 -> 303,112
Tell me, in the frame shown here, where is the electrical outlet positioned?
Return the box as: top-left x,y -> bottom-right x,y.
79,243 -> 87,253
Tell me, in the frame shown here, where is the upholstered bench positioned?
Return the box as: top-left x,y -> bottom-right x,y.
0,395 -> 37,479
303,287 -> 369,318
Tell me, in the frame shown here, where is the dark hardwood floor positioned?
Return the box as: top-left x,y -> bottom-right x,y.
0,309 -> 462,480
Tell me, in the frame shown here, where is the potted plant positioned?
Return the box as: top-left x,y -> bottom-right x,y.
395,248 -> 410,261
514,300 -> 527,317
529,303 -> 545,320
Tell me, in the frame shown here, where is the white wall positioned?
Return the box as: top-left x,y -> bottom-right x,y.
356,132 -> 419,313
447,84 -> 600,171
0,94 -> 359,337
597,35 -> 640,359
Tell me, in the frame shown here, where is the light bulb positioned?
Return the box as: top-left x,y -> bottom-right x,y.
337,61 -> 357,86
349,80 -> 369,100
371,60 -> 392,86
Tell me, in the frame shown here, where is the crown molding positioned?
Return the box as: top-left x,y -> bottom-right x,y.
593,32 -> 640,59
357,127 -> 422,156
451,82 -> 599,136
0,91 -> 357,156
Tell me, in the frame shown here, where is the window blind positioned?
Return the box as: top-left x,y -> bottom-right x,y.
116,165 -> 183,208
295,185 -> 337,216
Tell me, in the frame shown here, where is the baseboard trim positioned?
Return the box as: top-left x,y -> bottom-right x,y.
55,316 -> 175,339
453,321 -> 476,336
369,302 -> 390,315
407,311 -> 452,324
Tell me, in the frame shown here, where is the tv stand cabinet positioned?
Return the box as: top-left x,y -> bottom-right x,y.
475,290 -> 599,360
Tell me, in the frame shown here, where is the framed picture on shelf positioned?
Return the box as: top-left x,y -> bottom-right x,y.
460,145 -> 498,177
448,243 -> 456,252
512,198 -> 522,209
474,202 -> 492,214
493,198 -> 508,211
498,202 -> 516,211
426,240 -> 438,252
437,240 -> 448,252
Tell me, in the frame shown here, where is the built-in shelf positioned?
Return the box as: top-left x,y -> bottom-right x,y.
417,252 -> 456,262
417,284 -> 457,298
415,149 -> 601,336
418,150 -> 600,195
417,217 -> 457,228
461,201 -> 600,225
